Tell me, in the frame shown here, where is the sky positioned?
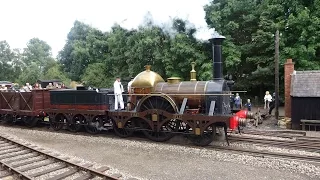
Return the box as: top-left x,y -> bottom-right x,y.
0,0 -> 214,57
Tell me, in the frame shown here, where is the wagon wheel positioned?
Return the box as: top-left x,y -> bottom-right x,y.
3,114 -> 13,124
187,124 -> 216,146
112,118 -> 136,138
84,116 -> 102,134
137,95 -> 179,142
50,114 -> 65,131
67,114 -> 84,132
23,116 -> 38,128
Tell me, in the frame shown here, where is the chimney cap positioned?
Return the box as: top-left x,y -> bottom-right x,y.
211,32 -> 225,39
209,32 -> 226,43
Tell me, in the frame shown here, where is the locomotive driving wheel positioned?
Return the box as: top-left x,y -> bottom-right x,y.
137,95 -> 179,142
112,118 -> 135,138
187,124 -> 216,146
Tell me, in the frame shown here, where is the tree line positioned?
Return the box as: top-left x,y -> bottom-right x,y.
0,0 -> 319,98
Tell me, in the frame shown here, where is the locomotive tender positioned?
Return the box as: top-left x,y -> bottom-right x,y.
0,35 -> 253,146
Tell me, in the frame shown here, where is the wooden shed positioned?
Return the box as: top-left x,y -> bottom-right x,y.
290,71 -> 320,129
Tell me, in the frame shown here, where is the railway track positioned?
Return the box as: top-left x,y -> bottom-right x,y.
228,132 -> 320,153
0,134 -> 121,180
206,145 -> 320,165
242,130 -> 320,142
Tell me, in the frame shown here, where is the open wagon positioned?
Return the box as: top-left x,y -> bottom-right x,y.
0,89 -> 50,127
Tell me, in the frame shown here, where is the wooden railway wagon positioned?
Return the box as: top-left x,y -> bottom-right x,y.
0,89 -> 50,127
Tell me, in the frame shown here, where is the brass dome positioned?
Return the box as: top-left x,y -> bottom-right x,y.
131,65 -> 165,88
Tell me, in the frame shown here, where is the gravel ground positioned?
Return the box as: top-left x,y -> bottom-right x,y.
0,126 -> 319,180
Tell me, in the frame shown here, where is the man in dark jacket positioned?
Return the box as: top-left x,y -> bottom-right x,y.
269,92 -> 276,115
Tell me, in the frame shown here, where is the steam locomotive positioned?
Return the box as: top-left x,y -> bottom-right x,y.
0,35 -> 253,146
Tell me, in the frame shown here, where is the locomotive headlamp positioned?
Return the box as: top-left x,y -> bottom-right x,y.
196,120 -> 200,125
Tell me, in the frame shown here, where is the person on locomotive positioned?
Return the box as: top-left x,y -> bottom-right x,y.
114,77 -> 125,110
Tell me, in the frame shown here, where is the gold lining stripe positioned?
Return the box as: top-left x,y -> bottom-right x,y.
160,83 -> 165,91
204,81 -> 209,92
194,81 -> 199,94
177,82 -> 182,93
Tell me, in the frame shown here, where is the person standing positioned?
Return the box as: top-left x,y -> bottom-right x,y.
234,93 -> 241,109
264,91 -> 272,109
269,92 -> 276,115
244,99 -> 252,111
114,77 -> 124,110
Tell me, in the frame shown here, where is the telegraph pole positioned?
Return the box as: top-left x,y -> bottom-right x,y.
275,30 -> 280,120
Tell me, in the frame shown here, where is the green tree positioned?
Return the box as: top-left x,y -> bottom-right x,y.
105,25 -> 132,79
125,24 -> 168,78
204,0 -> 320,99
163,18 -> 211,80
204,0 -> 262,90
0,41 -> 18,81
42,63 -> 71,85
81,63 -> 111,88
58,20 -> 108,81
17,63 -> 41,85
23,38 -> 54,70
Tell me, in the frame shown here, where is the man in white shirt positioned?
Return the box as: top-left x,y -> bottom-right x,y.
114,77 -> 124,110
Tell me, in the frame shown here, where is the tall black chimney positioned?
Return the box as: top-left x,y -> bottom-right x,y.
209,34 -> 225,80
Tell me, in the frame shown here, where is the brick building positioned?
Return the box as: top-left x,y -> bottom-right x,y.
284,59 -> 320,129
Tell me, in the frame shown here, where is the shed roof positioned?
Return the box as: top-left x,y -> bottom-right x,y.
291,70 -> 320,97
